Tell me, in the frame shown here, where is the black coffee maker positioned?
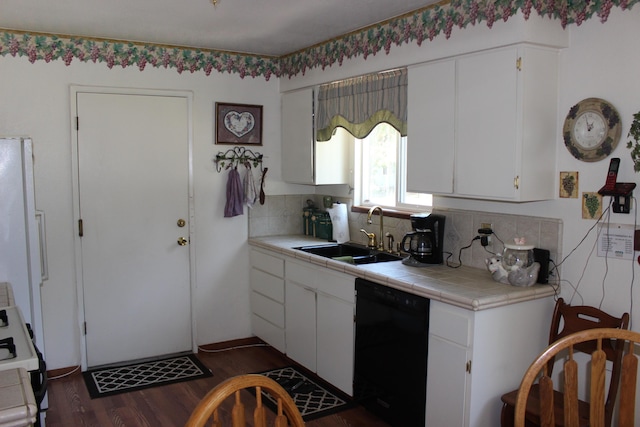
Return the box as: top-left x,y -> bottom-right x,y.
401,213 -> 445,266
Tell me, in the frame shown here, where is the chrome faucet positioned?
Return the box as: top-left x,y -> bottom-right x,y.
367,206 -> 385,251
385,232 -> 394,254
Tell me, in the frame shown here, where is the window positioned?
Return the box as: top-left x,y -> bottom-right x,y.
353,123 -> 432,209
316,68 -> 431,211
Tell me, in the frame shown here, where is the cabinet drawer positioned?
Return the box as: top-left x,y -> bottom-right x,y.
252,314 -> 285,353
430,302 -> 472,347
316,270 -> 355,303
251,268 -> 285,303
251,250 -> 284,278
286,261 -> 317,288
251,291 -> 285,328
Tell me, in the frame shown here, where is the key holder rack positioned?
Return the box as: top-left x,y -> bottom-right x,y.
214,146 -> 263,172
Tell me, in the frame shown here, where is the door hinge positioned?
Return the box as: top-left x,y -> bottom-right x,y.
514,176 -> 520,190
76,116 -> 79,130
83,321 -> 87,335
466,360 -> 472,373
516,57 -> 522,71
78,219 -> 84,237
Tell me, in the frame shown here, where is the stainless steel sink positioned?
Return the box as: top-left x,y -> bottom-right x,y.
294,243 -> 403,264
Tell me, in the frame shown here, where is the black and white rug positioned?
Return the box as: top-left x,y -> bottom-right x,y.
83,353 -> 212,399
255,365 -> 354,421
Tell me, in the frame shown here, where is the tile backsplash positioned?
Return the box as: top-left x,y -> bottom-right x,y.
249,195 -> 563,270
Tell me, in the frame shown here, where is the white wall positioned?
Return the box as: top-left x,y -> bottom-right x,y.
285,7 -> 640,330
0,56 -> 291,369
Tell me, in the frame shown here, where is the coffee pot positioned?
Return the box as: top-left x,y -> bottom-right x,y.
401,213 -> 445,265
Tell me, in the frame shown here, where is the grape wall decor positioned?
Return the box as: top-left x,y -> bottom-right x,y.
626,111 -> 640,172
559,171 -> 578,198
582,192 -> 602,219
1,0 -> 638,79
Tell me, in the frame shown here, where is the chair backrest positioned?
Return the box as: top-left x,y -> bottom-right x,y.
514,328 -> 640,427
185,374 -> 305,427
546,298 -> 629,424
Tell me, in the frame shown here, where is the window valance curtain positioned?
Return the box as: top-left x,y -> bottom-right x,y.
316,68 -> 407,142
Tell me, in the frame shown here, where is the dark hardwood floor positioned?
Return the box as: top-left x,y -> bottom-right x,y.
45,341 -> 391,427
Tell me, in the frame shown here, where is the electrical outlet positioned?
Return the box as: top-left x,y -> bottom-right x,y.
479,223 -> 493,246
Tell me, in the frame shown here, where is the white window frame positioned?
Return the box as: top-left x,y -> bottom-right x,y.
353,124 -> 432,211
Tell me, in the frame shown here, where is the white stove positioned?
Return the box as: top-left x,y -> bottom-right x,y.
0,284 -> 46,426
0,307 -> 39,372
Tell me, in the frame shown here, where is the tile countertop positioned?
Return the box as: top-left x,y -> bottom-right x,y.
248,235 -> 558,311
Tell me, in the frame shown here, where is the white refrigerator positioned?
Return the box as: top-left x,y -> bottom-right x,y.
0,137 -> 48,423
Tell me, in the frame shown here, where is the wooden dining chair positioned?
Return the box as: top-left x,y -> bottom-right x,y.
501,298 -> 629,427
185,374 -> 305,427
513,328 -> 640,427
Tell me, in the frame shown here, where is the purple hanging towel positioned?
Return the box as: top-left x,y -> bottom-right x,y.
224,167 -> 244,217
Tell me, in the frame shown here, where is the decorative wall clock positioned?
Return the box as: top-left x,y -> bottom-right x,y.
563,98 -> 621,162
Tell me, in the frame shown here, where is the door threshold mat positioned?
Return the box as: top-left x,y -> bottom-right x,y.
254,365 -> 355,421
83,353 -> 212,399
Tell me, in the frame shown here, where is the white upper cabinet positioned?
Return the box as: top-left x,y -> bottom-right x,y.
281,87 -> 315,184
281,88 -> 351,185
407,59 -> 456,195
407,44 -> 559,201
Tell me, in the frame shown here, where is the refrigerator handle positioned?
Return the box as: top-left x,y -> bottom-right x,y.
35,211 -> 48,282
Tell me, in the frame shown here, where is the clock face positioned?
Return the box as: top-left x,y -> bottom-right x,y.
563,98 -> 621,162
573,111 -> 607,149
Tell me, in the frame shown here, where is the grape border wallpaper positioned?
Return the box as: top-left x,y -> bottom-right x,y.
0,0 -> 637,80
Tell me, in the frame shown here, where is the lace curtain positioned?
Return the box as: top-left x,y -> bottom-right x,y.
316,68 -> 408,142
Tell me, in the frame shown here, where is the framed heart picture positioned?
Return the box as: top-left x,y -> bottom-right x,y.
215,102 -> 263,145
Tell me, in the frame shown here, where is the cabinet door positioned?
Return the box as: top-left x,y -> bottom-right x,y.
427,301 -> 473,426
315,127 -> 352,185
285,281 -> 317,370
425,335 -> 470,427
456,48 -> 518,199
407,60 -> 456,194
282,88 -> 314,184
317,294 -> 354,395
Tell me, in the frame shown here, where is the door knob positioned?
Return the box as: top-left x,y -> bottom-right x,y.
177,237 -> 188,246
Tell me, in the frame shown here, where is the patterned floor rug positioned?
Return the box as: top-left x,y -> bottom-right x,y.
83,353 -> 212,399
255,365 -> 355,421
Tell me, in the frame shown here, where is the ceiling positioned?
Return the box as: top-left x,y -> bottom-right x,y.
0,0 -> 440,57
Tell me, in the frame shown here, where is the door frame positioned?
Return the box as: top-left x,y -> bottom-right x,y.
70,85 -> 196,370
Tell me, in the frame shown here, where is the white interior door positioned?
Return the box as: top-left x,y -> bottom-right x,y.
76,91 -> 192,367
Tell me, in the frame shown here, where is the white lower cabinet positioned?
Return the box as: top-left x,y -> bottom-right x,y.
426,302 -> 473,427
316,293 -> 354,394
284,280 -> 317,369
426,298 -> 554,427
251,247 -> 554,424
249,249 -> 286,352
285,259 -> 355,395
250,250 -> 355,396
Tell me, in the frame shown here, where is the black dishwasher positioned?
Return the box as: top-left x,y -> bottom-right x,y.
354,278 -> 429,427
